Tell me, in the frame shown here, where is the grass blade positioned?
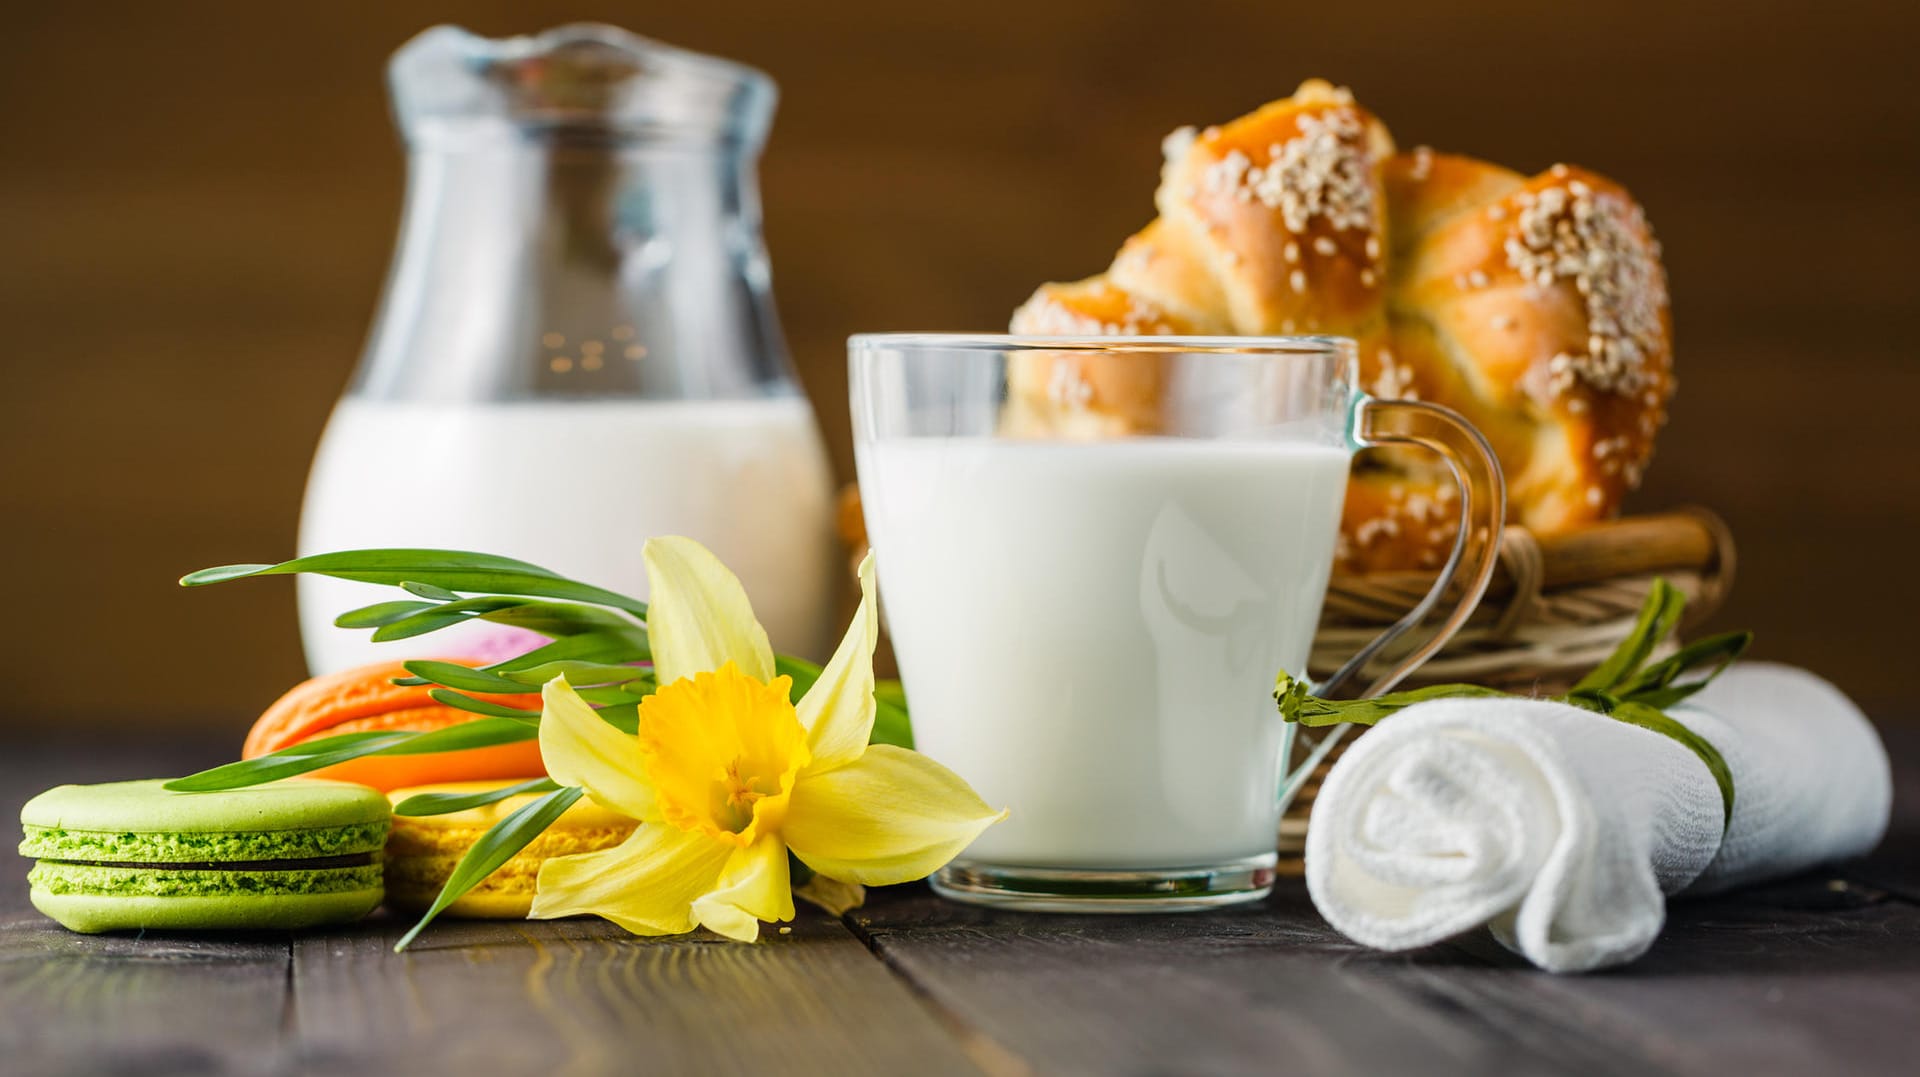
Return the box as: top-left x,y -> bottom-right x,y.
394,786 -> 585,951
574,685 -> 644,706
164,718 -> 538,791
165,732 -> 410,790
401,581 -> 461,601
404,660 -> 540,695
592,703 -> 640,734
1617,631 -> 1753,702
371,608 -> 485,642
393,778 -> 561,816
365,597 -> 529,643
775,654 -> 823,697
777,656 -> 914,747
1611,701 -> 1734,827
1573,578 -> 1685,693
871,696 -> 914,749
500,661 -> 652,687
428,689 -> 541,720
1274,670 -> 1507,727
871,679 -> 914,749
181,549 -> 649,617
479,602 -> 642,638
334,600 -> 437,629
484,630 -> 648,674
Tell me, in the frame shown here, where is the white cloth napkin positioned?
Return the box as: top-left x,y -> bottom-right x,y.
1304,663 -> 1892,972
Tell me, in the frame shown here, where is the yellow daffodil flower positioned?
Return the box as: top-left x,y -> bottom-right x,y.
529,536 -> 1006,941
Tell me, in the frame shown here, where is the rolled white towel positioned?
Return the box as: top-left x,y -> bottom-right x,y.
1304,663 -> 1892,972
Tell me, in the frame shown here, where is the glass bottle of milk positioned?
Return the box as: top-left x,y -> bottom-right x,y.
298,24 -> 836,673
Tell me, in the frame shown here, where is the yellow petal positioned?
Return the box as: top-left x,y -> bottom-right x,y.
529,822 -> 730,935
643,536 -> 775,687
690,833 -> 792,942
796,553 -> 879,774
539,676 -> 659,822
785,745 -> 1007,886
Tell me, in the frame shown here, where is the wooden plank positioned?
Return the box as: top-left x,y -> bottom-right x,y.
855,871 -> 1920,1077
287,912 -> 981,1077
0,913 -> 291,1077
853,885 -> 1579,1077
1437,875 -> 1920,1077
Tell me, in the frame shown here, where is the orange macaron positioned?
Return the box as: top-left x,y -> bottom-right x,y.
243,660 -> 546,791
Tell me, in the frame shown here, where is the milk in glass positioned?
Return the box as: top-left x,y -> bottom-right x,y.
859,437 -> 1349,868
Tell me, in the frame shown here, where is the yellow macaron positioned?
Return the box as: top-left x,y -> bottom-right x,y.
384,782 -> 637,918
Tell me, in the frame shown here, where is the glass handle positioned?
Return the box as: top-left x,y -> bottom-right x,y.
1275,397 -> 1507,817
1318,397 -> 1508,699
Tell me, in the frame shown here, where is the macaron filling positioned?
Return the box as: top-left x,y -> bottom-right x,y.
20,822 -> 391,864
29,859 -> 385,898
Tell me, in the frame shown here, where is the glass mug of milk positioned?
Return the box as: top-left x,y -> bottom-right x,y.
851,334 -> 1505,911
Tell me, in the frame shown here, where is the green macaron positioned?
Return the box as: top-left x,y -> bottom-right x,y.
19,778 -> 390,933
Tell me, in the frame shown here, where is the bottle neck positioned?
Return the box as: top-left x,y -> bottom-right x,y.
352,134 -> 791,403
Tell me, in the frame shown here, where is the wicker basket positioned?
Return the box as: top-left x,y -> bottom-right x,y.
1275,507 -> 1737,869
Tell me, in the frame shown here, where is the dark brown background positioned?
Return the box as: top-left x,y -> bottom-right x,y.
3,1 -> 1915,735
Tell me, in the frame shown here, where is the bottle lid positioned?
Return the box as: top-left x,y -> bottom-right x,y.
389,23 -> 776,147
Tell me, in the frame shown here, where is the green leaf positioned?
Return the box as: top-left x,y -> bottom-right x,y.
180,563 -> 275,585
428,688 -> 541,720
365,719 -> 544,757
500,661 -> 652,688
163,719 -> 538,791
393,777 -> 561,816
484,630 -> 648,674
394,785 -> 584,951
875,680 -> 909,713
181,549 -> 648,617
479,602 -> 643,639
776,657 -> 914,748
351,596 -> 640,645
1610,701 -> 1735,827
1561,687 -> 1620,715
368,609 -> 483,643
870,697 -> 914,749
1273,670 -> 1507,727
401,580 -> 461,601
574,685 -> 644,707
334,600 -> 436,629
404,660 -> 539,695
368,597 -> 529,642
591,703 -> 640,734
775,654 -> 822,698
165,731 -> 410,790
1573,579 -> 1686,694
872,679 -> 913,747
1616,631 -> 1753,704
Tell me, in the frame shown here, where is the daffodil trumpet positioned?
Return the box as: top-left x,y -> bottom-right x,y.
529,538 -> 1006,941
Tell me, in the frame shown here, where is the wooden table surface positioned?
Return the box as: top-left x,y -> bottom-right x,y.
4,728 -> 1916,1077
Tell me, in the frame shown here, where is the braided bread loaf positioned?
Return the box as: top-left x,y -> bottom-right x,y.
1009,81 -> 1673,573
